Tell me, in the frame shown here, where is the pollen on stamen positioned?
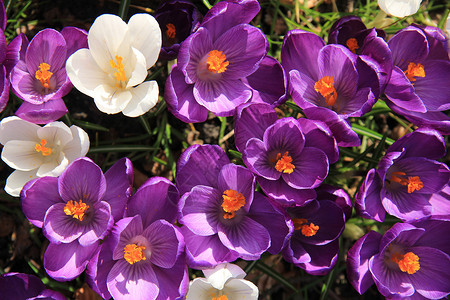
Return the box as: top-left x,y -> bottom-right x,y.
314,76 -> 338,106
110,55 -> 127,87
35,139 -> 52,156
35,63 -> 53,88
222,189 -> 245,219
293,218 -> 319,237
124,244 -> 146,265
207,50 -> 229,74
64,200 -> 89,221
166,23 -> 176,39
346,38 -> 359,54
275,151 -> 295,174
404,62 -> 425,83
390,172 -> 424,193
392,252 -> 420,274
212,295 -> 228,300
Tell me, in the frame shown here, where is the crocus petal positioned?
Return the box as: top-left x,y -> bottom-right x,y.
355,168 -> 386,222
93,85 -> 132,114
428,185 -> 450,219
218,216 -> 270,260
414,60 -> 450,111
107,260 -> 159,300
78,201 -> 114,246
5,170 -> 38,197
20,177 -> 61,228
124,48 -> 148,89
243,138 -> 279,180
152,254 -> 189,300
44,241 -> 99,281
347,230 -> 382,294
382,190 -> 433,221
60,27 -> 88,59
122,80 -> 158,117
112,215 -> 144,260
185,278 -> 213,299
179,186 -> 221,236
378,0 -> 422,18
257,176 -> 317,207
389,26 -> 428,69
42,202 -> 84,243
223,278 -> 259,298
217,163 -> 255,211
0,67 -> 9,113
203,263 -> 246,290
15,98 -> 68,124
4,33 -> 28,75
300,239 -> 340,275
2,140 -> 44,171
0,273 -> 45,299
127,13 -> 162,69
176,144 -> 230,195
0,116 -> 39,144
63,125 -> 90,162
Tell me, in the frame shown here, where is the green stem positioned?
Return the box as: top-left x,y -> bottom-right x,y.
118,0 -> 131,20
255,261 -> 299,293
88,145 -> 157,153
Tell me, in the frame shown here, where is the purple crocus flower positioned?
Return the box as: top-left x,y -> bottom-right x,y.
87,177 -> 189,300
155,0 -> 202,61
281,29 -> 380,147
384,25 -> 450,134
235,103 -> 338,206
328,15 -> 393,91
356,128 -> 450,222
0,272 -> 65,300
347,219 -> 450,299
9,27 -> 88,124
282,185 -> 350,275
20,157 -> 133,281
0,28 -> 9,113
176,144 -> 292,269
165,0 -> 287,123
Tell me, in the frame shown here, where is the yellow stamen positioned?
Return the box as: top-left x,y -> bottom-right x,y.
212,296 -> 228,300
206,50 -> 229,74
124,244 -> 146,265
35,63 -> 53,88
390,172 -> 424,193
64,200 -> 89,221
222,189 -> 245,219
346,38 -> 359,54
314,76 -> 338,106
166,23 -> 176,39
35,139 -> 52,156
404,62 -> 425,83
293,218 -> 319,237
275,151 -> 295,174
392,252 -> 420,274
109,55 -> 127,87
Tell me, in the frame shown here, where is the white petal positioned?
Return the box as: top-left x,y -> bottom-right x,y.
38,121 -> 73,147
186,278 -> 214,300
66,49 -> 111,98
1,140 -> 43,171
127,13 -> 162,69
63,126 -> 90,162
122,81 -> 158,117
93,84 -> 132,114
88,14 -> 128,71
36,152 -> 68,177
5,170 -> 38,197
0,116 -> 39,145
125,47 -> 148,88
204,263 -> 247,290
378,0 -> 422,18
223,278 -> 259,299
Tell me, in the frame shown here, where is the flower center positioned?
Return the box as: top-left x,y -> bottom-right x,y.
222,189 -> 245,219
124,244 -> 147,265
166,23 -> 176,39
404,62 -> 425,83
346,38 -> 359,54
35,63 -> 53,88
275,151 -> 295,174
110,55 -> 127,87
206,50 -> 229,74
35,139 -> 52,156
390,171 -> 424,193
212,296 -> 228,300
392,251 -> 420,274
314,76 -> 338,106
293,218 -> 319,237
64,200 -> 89,221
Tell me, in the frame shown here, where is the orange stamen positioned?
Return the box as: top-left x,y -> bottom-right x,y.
35,63 -> 53,88
207,50 -> 229,74
35,139 -> 52,156
212,296 -> 228,300
293,218 -> 319,237
404,62 -> 425,83
392,252 -> 420,274
110,55 -> 127,87
275,151 -> 295,174
64,200 -> 89,221
222,189 -> 245,219
390,172 -> 424,193
166,23 -> 176,39
314,76 -> 338,106
124,244 -> 146,265
346,38 -> 359,53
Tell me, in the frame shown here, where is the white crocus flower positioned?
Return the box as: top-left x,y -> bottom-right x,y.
0,117 -> 89,197
66,14 -> 161,117
377,0 -> 422,18
186,263 -> 259,300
